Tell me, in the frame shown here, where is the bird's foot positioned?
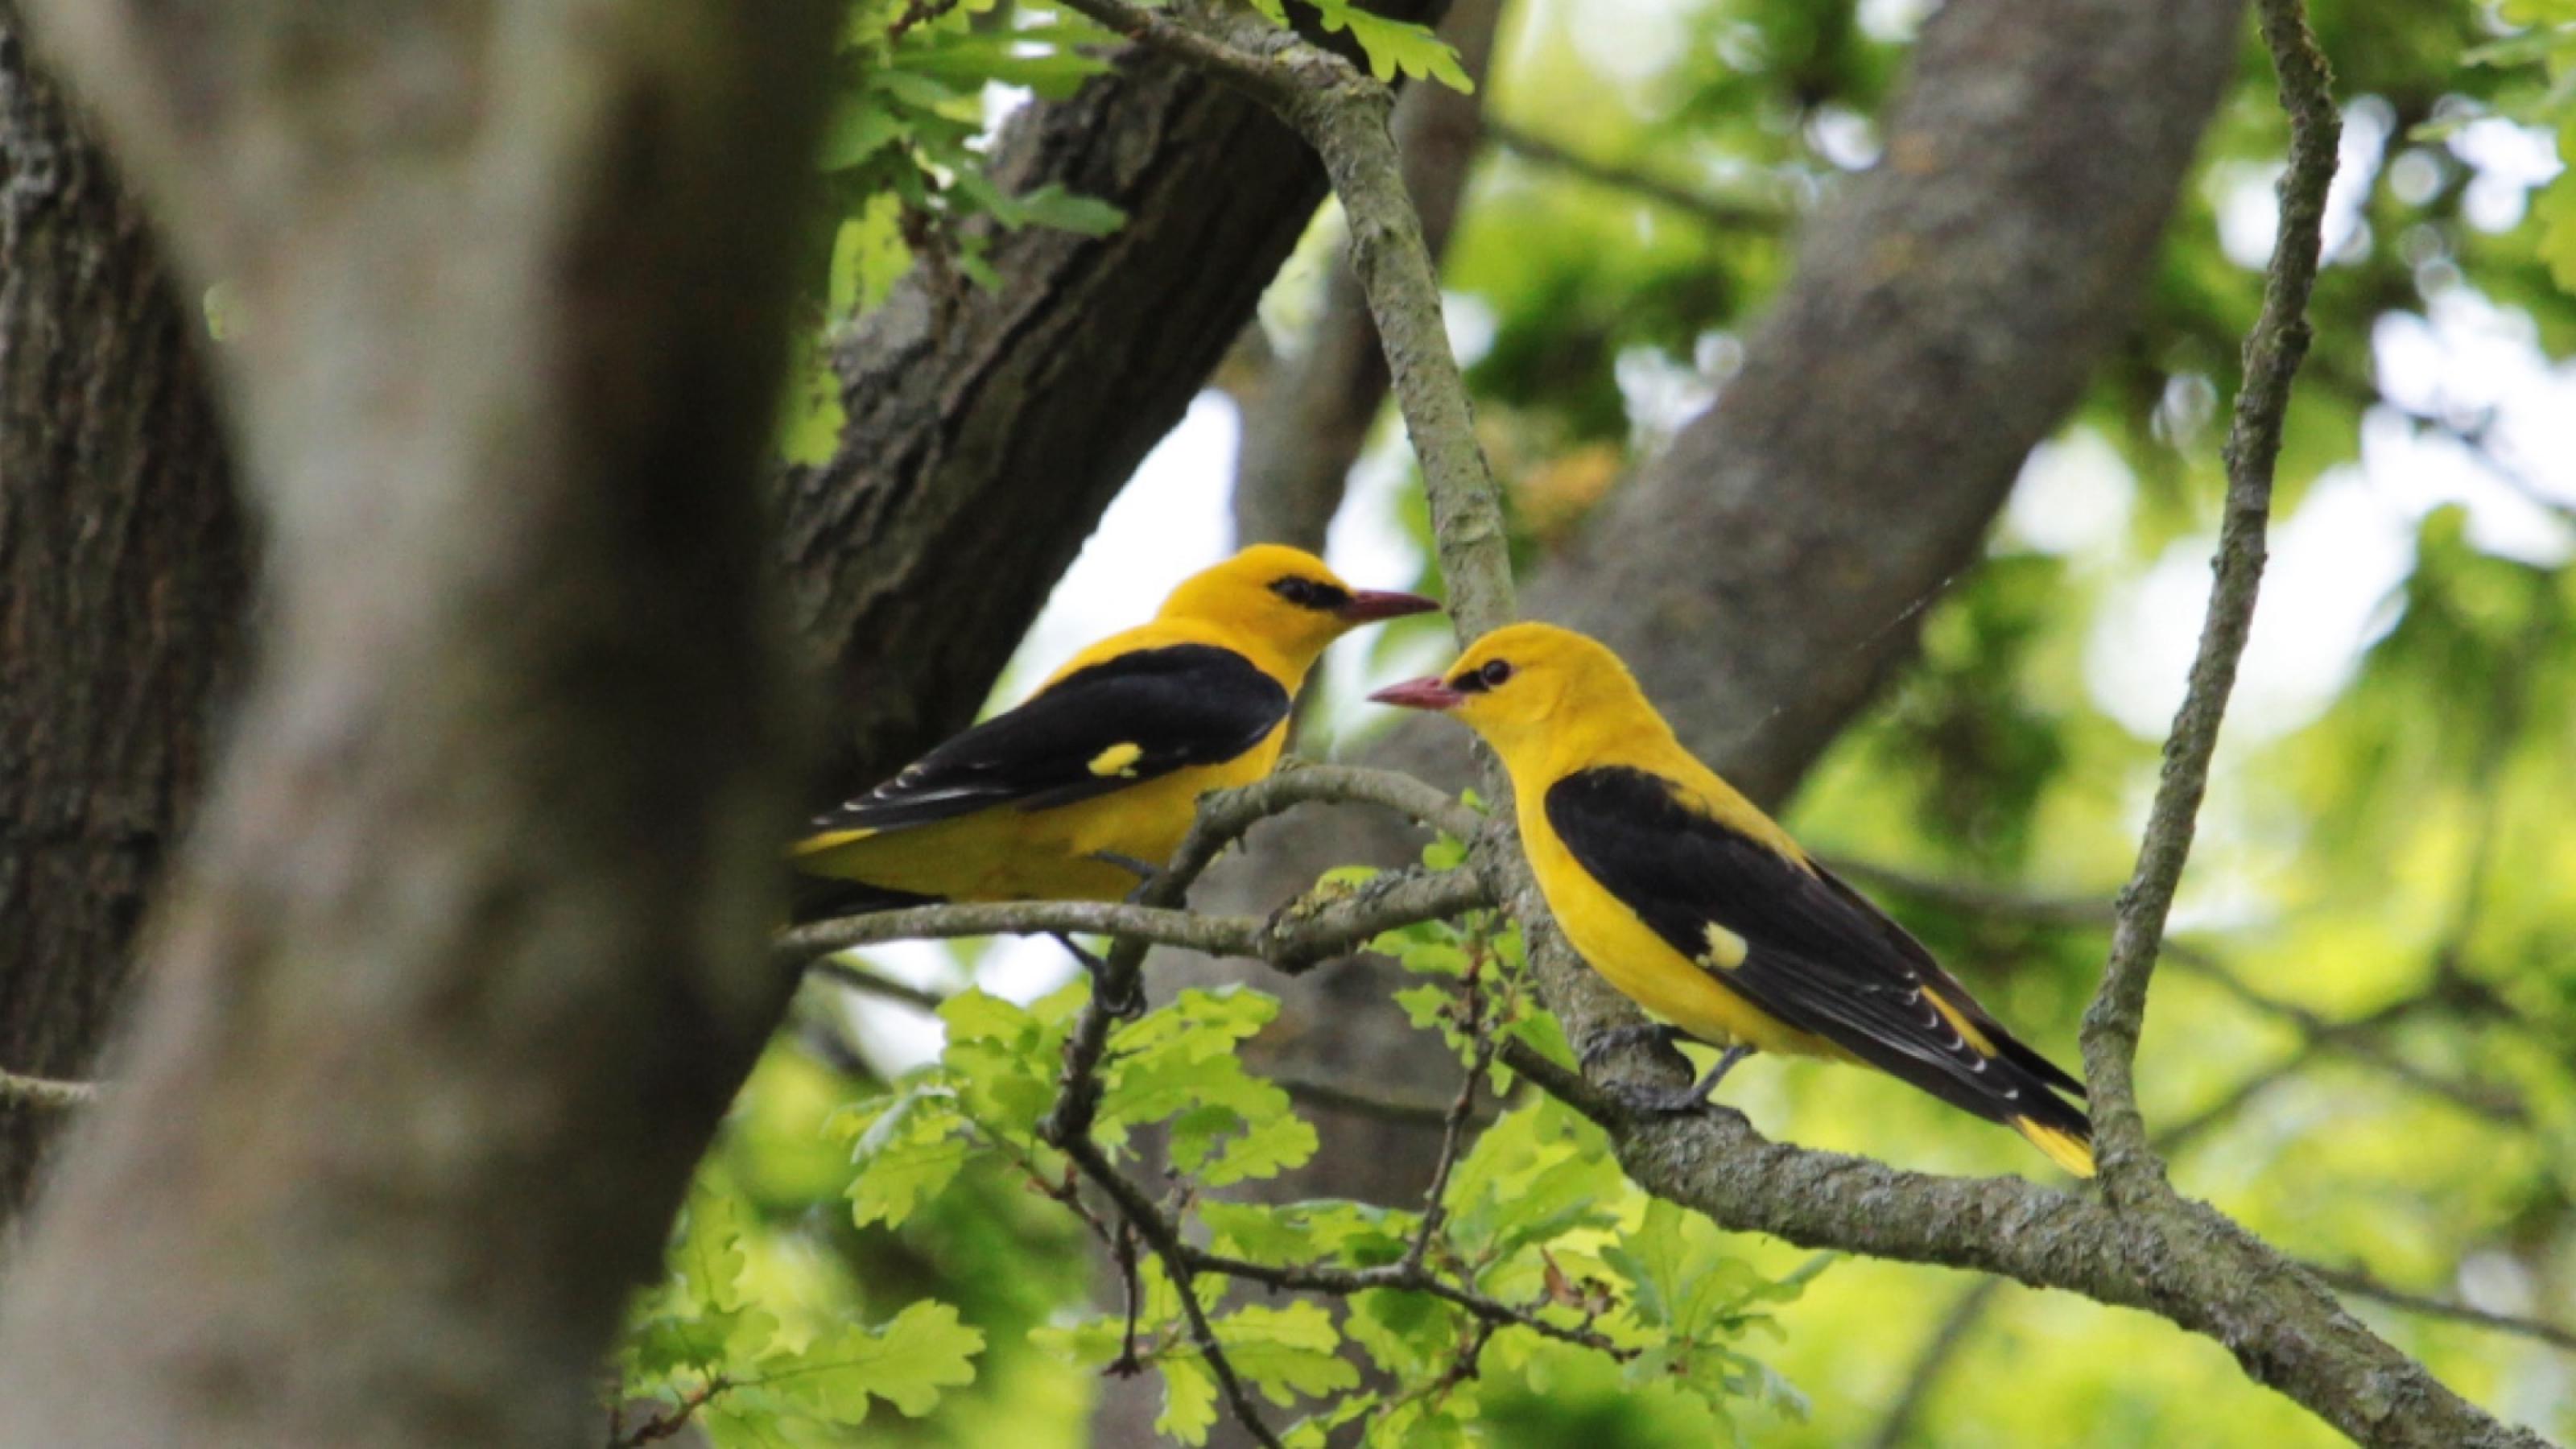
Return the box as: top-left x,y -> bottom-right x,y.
1090,852 -> 1166,905
1052,931 -> 1145,1018
1597,1042 -> 1755,1118
1695,1042 -> 1755,1096
1579,1022 -> 1688,1073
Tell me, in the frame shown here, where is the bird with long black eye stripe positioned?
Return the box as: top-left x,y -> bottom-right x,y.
1372,621 -> 2094,1176
788,545 -> 1438,921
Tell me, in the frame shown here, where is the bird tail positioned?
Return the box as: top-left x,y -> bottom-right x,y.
2011,1104 -> 2095,1178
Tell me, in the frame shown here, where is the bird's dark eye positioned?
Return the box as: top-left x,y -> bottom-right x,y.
1478,659 -> 1514,688
1269,576 -> 1350,612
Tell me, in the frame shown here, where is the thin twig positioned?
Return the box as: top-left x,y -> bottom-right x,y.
1272,1074 -> 1474,1128
1032,766 -> 1472,1150
1835,859 -> 2528,1126
1182,1246 -> 1629,1360
783,865 -> 1489,974
1011,762 -> 1484,1447
1057,1135 -> 1288,1449
1108,1218 -> 1146,1377
1484,119 -> 1787,233
0,1067 -> 99,1111
1865,1279 -> 2004,1449
606,1377 -> 729,1448
2078,0 -> 2340,1189
2305,1262 -> 2576,1356
804,959 -> 947,1013
778,767 -> 1492,976
1405,942 -> 1497,1277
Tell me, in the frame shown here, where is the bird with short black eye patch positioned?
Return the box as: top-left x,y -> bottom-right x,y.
1372,621 -> 2093,1175
788,545 -> 1438,920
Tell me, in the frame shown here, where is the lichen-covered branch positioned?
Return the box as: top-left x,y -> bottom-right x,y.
2077,0 -> 2340,1189
783,865 -> 1480,968
778,765 -> 1491,976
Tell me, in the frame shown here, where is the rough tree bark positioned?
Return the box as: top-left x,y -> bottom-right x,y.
0,0 -> 246,1236
0,3 -> 831,1444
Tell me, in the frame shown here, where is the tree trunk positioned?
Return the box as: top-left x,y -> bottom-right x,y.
0,0 -> 245,1238
0,3 -> 831,1443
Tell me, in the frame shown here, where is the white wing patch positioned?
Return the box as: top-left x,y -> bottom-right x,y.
1699,921 -> 1748,971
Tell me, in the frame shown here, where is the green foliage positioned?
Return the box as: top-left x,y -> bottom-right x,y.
777,0 -> 1129,464
628,878 -> 1814,1446
617,1180 -> 986,1445
2467,3 -> 2576,289
1240,0 -> 1476,91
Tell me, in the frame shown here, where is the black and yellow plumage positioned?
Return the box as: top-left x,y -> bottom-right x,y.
1373,621 -> 2093,1176
789,545 -> 1435,920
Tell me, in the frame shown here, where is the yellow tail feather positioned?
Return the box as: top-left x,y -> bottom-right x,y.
2014,1117 -> 2096,1178
787,827 -> 877,857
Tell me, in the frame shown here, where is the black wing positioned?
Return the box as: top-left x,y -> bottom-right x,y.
803,644 -> 1289,838
1544,766 -> 2084,1126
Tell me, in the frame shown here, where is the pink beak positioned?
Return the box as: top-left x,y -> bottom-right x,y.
1338,588 -> 1441,623
1368,675 -> 1468,712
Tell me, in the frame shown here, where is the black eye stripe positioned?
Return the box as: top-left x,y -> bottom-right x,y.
1451,658 -> 1513,693
1268,576 -> 1351,611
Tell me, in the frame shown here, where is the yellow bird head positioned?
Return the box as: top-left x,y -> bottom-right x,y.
1158,544 -> 1439,667
1368,621 -> 1658,768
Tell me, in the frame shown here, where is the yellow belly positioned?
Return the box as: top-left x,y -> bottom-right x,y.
799,728 -> 1285,902
1522,813 -> 1840,1059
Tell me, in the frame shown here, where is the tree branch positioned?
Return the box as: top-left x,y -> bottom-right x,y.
2078,0 -> 2339,1189
0,1067 -> 96,1113
1056,1133 -> 1290,1449
2306,1264 -> 2576,1357
779,765 -> 1489,974
1482,119 -> 1787,234
1864,1278 -> 2004,1449
784,865 -> 1488,973
1833,858 -> 2529,1128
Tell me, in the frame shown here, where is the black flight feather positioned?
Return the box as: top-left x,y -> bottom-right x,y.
1544,766 -> 2088,1138
803,644 -> 1290,839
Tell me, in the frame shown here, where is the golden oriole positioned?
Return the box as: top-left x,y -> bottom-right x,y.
790,545 -> 1436,921
1372,621 -> 2094,1176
